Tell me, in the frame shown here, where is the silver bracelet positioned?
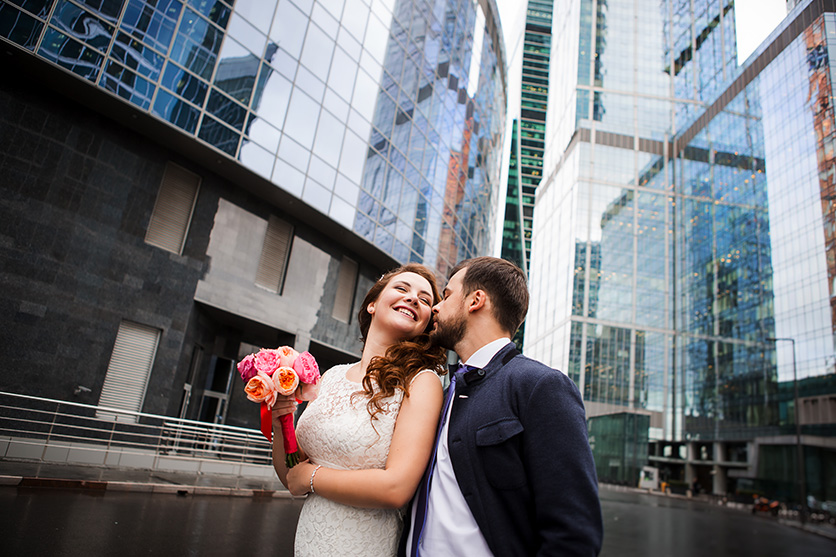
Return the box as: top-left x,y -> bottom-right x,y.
309,464 -> 323,494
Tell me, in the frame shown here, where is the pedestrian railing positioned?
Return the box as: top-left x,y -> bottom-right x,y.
0,391 -> 275,479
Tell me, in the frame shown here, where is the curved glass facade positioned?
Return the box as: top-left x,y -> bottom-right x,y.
0,0 -> 507,275
530,0 -> 835,442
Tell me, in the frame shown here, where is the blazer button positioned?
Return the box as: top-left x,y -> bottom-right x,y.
477,369 -> 485,377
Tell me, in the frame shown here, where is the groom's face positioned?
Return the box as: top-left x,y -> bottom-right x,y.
430,269 -> 468,350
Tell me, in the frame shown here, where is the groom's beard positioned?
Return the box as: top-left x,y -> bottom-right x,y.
430,312 -> 467,350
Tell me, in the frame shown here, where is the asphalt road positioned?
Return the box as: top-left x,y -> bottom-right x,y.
1,485 -> 833,555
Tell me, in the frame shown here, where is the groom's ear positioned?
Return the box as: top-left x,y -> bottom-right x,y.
467,289 -> 487,313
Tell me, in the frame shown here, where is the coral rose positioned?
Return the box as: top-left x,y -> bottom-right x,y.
273,366 -> 300,396
276,346 -> 299,367
244,372 -> 278,408
292,351 -> 321,384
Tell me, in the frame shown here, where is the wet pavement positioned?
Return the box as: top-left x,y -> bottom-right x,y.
2,481 -> 834,556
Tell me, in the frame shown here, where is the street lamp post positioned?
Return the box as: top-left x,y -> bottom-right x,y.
767,337 -> 806,524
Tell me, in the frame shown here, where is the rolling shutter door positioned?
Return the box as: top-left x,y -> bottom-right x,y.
97,321 -> 161,422
145,163 -> 200,254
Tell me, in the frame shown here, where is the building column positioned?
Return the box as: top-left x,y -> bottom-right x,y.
713,441 -> 727,495
685,441 -> 697,485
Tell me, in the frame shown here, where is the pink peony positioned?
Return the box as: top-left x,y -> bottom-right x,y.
295,378 -> 320,402
244,372 -> 278,408
293,351 -> 321,384
237,354 -> 257,382
254,348 -> 282,375
276,346 -> 299,367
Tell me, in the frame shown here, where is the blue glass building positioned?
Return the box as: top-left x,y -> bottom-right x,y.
528,0 -> 836,501
0,0 -> 507,426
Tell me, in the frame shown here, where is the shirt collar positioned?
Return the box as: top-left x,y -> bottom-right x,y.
463,338 -> 512,369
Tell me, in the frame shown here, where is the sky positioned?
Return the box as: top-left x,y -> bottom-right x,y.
735,0 -> 788,63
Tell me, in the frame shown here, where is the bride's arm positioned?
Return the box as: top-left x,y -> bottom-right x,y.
271,396 -> 308,489
285,371 -> 443,508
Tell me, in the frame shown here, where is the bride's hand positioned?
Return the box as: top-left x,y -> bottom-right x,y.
271,395 -> 297,425
287,459 -> 316,496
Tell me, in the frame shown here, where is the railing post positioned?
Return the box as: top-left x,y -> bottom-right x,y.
40,400 -> 60,462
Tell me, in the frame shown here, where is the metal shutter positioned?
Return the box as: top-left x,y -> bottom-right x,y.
97,321 -> 160,423
255,215 -> 293,293
332,256 -> 358,323
145,163 -> 200,254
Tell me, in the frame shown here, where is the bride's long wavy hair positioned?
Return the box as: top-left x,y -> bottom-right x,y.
357,263 -> 447,421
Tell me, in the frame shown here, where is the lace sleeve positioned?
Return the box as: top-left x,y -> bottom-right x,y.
409,369 -> 442,386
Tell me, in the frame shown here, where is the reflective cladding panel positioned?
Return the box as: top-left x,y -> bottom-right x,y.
0,0 -> 507,275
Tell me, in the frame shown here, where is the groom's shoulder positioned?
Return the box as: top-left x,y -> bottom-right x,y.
506,353 -> 577,388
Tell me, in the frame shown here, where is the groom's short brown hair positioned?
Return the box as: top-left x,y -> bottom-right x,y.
449,256 -> 528,336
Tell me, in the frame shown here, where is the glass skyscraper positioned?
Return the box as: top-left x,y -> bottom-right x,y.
0,0 -> 507,429
528,0 -> 835,501
0,0 -> 507,277
500,0 -> 553,275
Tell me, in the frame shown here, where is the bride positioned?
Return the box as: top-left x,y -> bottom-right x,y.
271,263 -> 447,556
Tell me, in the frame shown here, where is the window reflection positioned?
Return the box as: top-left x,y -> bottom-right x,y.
0,4 -> 44,51
198,114 -> 240,155
187,0 -> 230,29
39,26 -> 104,80
161,61 -> 208,105
102,59 -> 154,108
214,36 -> 257,104
268,0 -> 306,60
206,89 -> 247,130
52,0 -> 114,52
110,30 -> 164,79
169,7 -> 222,79
121,0 -> 181,54
231,0 -> 275,33
226,12 -> 265,58
152,88 -> 199,132
75,0 -> 124,23
6,0 -> 55,19
251,62 -> 291,130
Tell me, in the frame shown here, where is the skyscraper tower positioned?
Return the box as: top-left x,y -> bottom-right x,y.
501,0 -> 553,275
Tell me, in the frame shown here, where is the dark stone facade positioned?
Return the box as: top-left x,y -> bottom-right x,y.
0,77 -> 383,430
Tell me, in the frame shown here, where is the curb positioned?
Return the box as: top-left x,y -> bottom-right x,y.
0,474 -> 300,499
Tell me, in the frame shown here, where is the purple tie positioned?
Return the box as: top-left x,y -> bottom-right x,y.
409,365 -> 471,557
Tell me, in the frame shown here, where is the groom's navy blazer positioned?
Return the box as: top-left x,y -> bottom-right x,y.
402,342 -> 603,556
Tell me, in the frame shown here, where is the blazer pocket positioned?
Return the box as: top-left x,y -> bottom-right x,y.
475,418 -> 526,490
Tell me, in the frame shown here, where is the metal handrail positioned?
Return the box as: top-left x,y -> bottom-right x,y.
0,391 -> 274,471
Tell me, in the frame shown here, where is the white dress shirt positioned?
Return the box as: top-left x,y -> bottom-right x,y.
413,338 -> 511,557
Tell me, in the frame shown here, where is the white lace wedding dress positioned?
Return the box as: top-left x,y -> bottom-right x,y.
293,363 -> 435,557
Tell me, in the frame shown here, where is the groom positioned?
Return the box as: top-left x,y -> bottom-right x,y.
400,256 -> 603,556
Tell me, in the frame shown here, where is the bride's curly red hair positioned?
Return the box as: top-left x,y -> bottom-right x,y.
357,263 -> 447,421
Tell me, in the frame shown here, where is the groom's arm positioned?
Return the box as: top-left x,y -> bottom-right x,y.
522,369 -> 603,556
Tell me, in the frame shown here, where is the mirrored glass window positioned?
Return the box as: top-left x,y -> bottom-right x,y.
121,0 -> 181,55
198,114 -> 240,154
214,36 -> 257,104
206,88 -> 247,130
186,0 -> 230,29
39,26 -> 104,80
102,59 -> 154,108
169,7 -> 222,79
152,88 -> 200,132
53,0 -> 114,52
251,62 -> 291,129
230,0 -> 273,33
0,4 -> 45,51
299,22 -> 333,82
75,0 -> 124,22
110,30 -> 164,80
226,12 -> 265,58
269,0 -> 307,60
5,0 -> 55,19
283,89 -> 319,149
161,61 -> 208,105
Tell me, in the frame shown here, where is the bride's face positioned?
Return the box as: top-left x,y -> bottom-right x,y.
367,272 -> 434,341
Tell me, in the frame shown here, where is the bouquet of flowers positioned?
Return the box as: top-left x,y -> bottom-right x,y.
237,346 -> 320,467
